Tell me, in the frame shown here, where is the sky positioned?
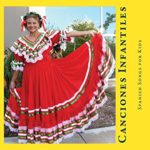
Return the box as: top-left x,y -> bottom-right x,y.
46,7 -> 115,34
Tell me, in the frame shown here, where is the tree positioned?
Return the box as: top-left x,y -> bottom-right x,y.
101,12 -> 116,60
62,19 -> 98,57
102,13 -> 116,32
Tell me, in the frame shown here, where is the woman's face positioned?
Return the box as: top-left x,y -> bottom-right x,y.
26,17 -> 40,33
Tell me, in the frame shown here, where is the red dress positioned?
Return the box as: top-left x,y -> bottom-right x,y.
5,30 -> 115,143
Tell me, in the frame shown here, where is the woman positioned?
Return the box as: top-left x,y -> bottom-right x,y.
5,12 -> 115,143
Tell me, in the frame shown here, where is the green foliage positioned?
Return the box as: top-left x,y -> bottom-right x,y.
102,13 -> 116,32
100,12 -> 116,59
70,19 -> 98,31
63,20 -> 98,57
4,49 -> 14,100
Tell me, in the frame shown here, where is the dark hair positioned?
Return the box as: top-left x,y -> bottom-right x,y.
23,12 -> 42,28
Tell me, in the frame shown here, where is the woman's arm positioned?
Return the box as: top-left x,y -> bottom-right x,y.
67,30 -> 97,37
9,71 -> 19,90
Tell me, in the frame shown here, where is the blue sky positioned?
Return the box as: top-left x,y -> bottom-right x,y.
46,7 -> 115,34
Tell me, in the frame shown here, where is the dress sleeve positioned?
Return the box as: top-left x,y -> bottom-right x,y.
47,30 -> 74,51
11,54 -> 25,72
10,41 -> 25,72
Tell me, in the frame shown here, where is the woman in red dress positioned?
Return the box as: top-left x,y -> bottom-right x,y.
5,12 -> 115,143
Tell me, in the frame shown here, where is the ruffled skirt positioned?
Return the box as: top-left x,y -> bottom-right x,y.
5,34 -> 115,143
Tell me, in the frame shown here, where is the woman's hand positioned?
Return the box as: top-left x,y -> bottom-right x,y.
9,81 -> 16,94
9,70 -> 19,93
